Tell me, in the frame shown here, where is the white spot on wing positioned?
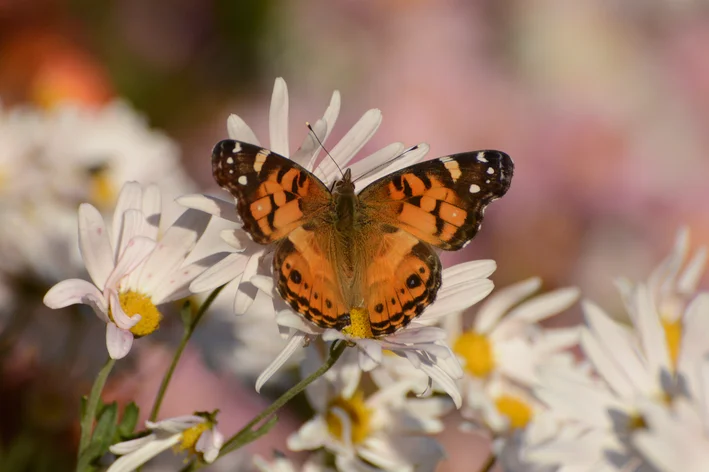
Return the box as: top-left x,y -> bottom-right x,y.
440,156 -> 453,163
233,142 -> 242,153
229,170 -> 234,174
238,175 -> 247,185
487,167 -> 495,175
476,151 -> 488,163
469,184 -> 481,193
226,157 -> 234,164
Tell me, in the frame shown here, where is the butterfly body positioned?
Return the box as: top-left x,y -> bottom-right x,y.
213,140 -> 513,336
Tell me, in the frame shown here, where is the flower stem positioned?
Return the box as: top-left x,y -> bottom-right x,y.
479,451 -> 497,472
149,285 -> 225,421
78,357 -> 116,455
219,340 -> 348,456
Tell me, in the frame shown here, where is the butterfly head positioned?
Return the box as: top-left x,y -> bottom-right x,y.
332,168 -> 355,195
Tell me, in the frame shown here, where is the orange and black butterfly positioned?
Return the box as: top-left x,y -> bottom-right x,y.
212,140 -> 513,336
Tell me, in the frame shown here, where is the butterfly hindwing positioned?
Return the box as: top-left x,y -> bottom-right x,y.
274,226 -> 349,330
361,227 -> 442,336
359,150 -> 513,250
212,139 -> 331,244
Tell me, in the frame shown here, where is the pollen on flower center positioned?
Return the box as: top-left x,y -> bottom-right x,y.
661,318 -> 682,369
176,422 -> 210,456
453,331 -> 495,378
495,395 -> 533,429
109,290 -> 162,337
342,307 -> 374,339
326,391 -> 372,445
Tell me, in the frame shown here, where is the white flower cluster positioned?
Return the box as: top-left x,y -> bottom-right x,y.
16,79 -> 706,471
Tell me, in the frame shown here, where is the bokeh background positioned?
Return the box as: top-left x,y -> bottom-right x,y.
1,0 -> 708,470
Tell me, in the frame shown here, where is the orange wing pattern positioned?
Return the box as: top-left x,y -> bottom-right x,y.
212,140 -> 331,244
274,226 -> 350,330
362,227 -> 442,336
358,150 -> 513,251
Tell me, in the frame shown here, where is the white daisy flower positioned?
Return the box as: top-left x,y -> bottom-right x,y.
449,277 -> 580,433
633,351 -> 709,472
287,346 -> 447,472
527,230 -> 709,471
108,412 -> 223,472
178,77 -> 429,317
43,182 -> 212,359
0,101 -> 194,283
251,259 -> 497,407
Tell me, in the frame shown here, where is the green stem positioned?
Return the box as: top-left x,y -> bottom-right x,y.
78,357 -> 116,456
479,451 -> 497,472
219,340 -> 348,456
149,285 -> 225,421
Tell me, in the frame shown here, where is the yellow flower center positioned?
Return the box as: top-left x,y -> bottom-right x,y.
494,395 -> 533,429
627,412 -> 647,431
661,318 -> 682,369
176,422 -> 210,456
453,331 -> 495,378
326,391 -> 372,444
109,290 -> 162,337
342,307 -> 374,339
88,164 -> 116,210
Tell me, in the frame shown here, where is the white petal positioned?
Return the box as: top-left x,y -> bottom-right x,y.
415,358 -> 462,408
278,310 -> 321,334
287,416 -> 329,451
583,300 -> 654,395
503,287 -> 580,325
316,109 -> 382,184
678,247 -> 707,295
292,118 -> 327,167
106,433 -> 182,472
227,114 -> 260,145
141,184 -> 161,240
150,260 -> 210,304
43,279 -> 108,317
677,294 -> 709,398
649,228 -> 688,297
104,236 -> 156,290
147,415 -> 204,432
441,259 -> 497,287
256,334 -> 305,392
269,78 -> 289,156
233,254 -> 262,314
176,194 -> 242,223
137,209 -> 210,295
111,182 -> 143,256
348,141 -> 404,183
420,279 -> 494,321
78,203 -> 114,290
196,428 -> 224,463
109,434 -> 158,454
116,209 -> 147,259
354,143 -> 430,191
220,229 -> 249,250
634,285 -> 671,377
106,323 -> 134,359
190,252 -> 249,293
321,90 -> 341,143
251,274 -> 276,297
474,278 -> 541,334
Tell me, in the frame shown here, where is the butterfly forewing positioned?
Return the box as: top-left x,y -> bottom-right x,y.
358,150 -> 513,250
212,139 -> 330,244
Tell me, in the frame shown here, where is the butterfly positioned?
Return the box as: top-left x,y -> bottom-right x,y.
212,140 -> 513,337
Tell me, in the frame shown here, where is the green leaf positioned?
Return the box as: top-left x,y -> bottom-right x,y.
92,402 -> 119,452
117,402 -> 139,438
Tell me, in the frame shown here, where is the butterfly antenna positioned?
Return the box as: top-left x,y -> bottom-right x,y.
352,144 -> 420,183
307,122 -> 344,178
